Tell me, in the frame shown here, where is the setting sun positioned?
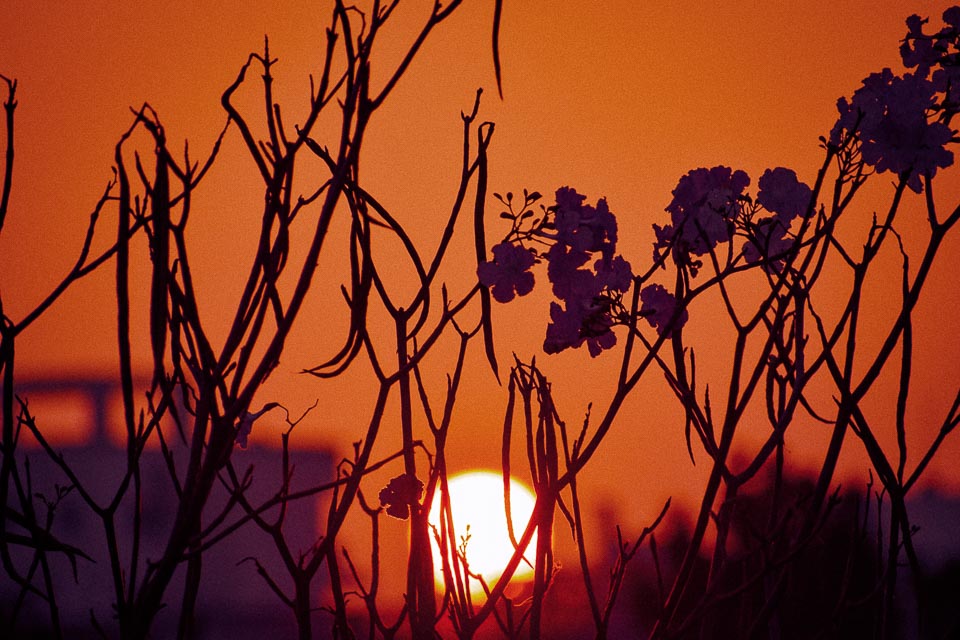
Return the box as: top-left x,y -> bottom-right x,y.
428,471 -> 537,591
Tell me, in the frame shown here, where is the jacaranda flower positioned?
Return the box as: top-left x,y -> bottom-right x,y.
662,166 -> 751,257
830,69 -> 954,192
756,168 -> 813,222
543,297 -> 618,357
553,186 -> 618,258
478,241 -> 536,303
639,283 -> 687,337
378,473 -> 424,520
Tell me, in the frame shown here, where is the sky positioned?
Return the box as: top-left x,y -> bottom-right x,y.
2,0 -> 960,603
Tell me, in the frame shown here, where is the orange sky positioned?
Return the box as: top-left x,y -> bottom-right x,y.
3,0 -> 960,594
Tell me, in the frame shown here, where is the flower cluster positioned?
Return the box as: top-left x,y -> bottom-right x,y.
639,283 -> 686,337
830,9 -> 959,193
756,167 -> 813,221
477,187 -> 633,357
743,167 -> 814,273
830,70 -> 953,193
477,241 -> 536,303
542,256 -> 632,357
552,187 -> 618,258
653,166 -> 750,273
477,189 -> 545,303
378,473 -> 424,520
651,165 -> 814,277
541,188 -> 632,357
479,8 -> 960,364
901,7 -> 960,102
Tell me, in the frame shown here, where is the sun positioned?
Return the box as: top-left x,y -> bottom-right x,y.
428,471 -> 537,591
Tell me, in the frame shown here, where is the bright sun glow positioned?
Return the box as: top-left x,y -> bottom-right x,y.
428,471 -> 537,591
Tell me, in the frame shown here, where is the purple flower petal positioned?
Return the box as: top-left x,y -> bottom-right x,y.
478,242 -> 537,303
757,168 -> 813,222
640,284 -> 688,336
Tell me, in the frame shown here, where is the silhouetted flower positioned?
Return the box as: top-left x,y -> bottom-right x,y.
756,168 -> 813,222
651,222 -> 675,265
584,324 -> 618,357
663,166 -> 750,257
901,9 -> 960,82
378,473 -> 424,520
478,241 -> 536,303
831,68 -> 894,146
546,242 -> 592,300
901,14 -> 941,78
543,298 -> 618,357
594,255 -> 633,293
543,301 -> 584,354
553,186 -> 618,258
945,6 -> 960,27
830,69 -> 954,192
899,8 -> 960,118
639,284 -> 687,336
535,187 -> 633,357
743,218 -> 795,274
482,186 -> 632,357
542,247 -> 632,357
